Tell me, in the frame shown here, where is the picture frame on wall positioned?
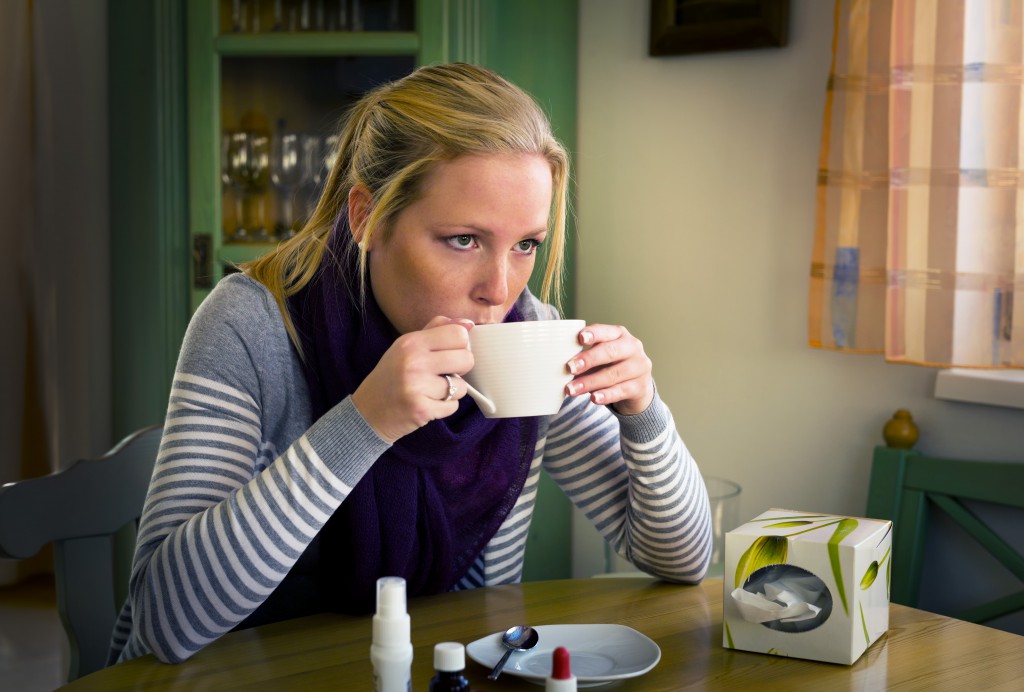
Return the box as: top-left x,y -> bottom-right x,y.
649,0 -> 790,57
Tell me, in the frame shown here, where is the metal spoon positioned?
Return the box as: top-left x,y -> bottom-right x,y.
487,624 -> 540,680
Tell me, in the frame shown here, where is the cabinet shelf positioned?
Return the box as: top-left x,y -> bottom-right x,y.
215,31 -> 419,56
218,243 -> 278,267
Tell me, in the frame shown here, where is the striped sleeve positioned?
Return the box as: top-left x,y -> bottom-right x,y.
114,386 -> 383,665
109,280 -> 389,665
544,391 -> 712,583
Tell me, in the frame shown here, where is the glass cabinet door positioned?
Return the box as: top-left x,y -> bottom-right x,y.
217,55 -> 414,246
188,0 -> 422,311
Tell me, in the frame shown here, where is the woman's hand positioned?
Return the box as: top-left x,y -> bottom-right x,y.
351,317 -> 474,443
564,324 -> 654,416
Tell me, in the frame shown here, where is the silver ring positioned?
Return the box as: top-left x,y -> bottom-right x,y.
442,374 -> 457,402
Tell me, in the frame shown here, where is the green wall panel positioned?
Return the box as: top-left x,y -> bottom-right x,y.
475,0 -> 579,582
109,0 -> 189,440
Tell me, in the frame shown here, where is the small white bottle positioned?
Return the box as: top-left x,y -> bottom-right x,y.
371,576 -> 413,692
429,642 -> 470,691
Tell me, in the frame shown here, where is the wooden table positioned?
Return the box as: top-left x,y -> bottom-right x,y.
63,577 -> 1023,691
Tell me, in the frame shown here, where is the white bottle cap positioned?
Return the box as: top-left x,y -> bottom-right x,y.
376,576 -> 407,617
373,576 -> 410,647
433,642 -> 465,672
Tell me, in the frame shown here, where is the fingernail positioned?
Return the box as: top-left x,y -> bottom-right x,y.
566,382 -> 579,395
581,331 -> 594,345
593,391 -> 605,404
567,358 -> 580,374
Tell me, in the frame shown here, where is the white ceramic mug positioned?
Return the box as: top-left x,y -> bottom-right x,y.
463,319 -> 586,418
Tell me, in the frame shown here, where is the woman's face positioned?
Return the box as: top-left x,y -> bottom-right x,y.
361,152 -> 553,334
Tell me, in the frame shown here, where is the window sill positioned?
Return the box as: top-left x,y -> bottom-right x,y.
933,368 -> 1024,410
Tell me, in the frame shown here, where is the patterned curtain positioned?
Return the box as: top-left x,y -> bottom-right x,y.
810,0 -> 1024,368
0,0 -> 46,585
1,0 -> 111,586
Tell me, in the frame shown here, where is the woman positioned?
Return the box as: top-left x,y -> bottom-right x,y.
109,63 -> 711,665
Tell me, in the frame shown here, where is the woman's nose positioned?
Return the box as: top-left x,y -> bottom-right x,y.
473,256 -> 509,306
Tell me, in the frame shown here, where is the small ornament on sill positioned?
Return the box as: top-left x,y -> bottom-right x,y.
883,409 -> 919,449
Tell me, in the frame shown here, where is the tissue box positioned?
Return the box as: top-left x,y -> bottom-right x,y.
722,508 -> 892,665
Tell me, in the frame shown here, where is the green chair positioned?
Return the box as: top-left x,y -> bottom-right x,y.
866,436 -> 1024,627
0,425 -> 162,682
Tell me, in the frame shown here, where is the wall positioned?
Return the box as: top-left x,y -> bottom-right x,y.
572,0 -> 1024,582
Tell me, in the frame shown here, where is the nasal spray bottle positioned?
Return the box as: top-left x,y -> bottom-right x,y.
371,576 -> 413,692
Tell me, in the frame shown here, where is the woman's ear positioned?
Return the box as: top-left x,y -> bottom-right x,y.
347,185 -> 373,247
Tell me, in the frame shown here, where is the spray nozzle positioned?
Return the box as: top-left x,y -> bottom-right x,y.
376,576 -> 407,617
373,576 -> 411,649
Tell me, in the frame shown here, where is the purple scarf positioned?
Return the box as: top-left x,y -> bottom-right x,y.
287,215 -> 537,614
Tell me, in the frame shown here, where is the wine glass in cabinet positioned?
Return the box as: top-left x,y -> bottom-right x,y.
224,128 -> 271,242
270,122 -> 314,240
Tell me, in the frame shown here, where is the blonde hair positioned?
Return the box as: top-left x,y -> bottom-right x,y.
242,62 -> 570,355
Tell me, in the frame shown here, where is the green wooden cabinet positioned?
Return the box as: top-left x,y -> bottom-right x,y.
111,0 -> 578,581
109,0 -> 190,443
185,0 -> 577,314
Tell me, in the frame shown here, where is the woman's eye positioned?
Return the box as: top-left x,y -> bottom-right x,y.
514,239 -> 541,255
446,234 -> 477,250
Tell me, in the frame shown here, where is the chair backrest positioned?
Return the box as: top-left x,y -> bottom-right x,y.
866,444 -> 1024,626
0,425 -> 162,682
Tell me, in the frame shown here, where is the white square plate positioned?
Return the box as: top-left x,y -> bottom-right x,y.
466,623 -> 661,687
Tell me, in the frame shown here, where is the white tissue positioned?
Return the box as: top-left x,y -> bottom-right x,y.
731,576 -> 824,624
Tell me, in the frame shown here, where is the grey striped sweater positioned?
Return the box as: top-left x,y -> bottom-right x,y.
108,273 -> 711,664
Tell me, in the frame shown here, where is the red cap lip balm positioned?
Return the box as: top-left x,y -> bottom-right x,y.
546,646 -> 576,691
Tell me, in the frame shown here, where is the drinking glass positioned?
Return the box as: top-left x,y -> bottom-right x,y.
300,133 -> 322,219
247,131 -> 271,241
388,0 -> 399,30
305,134 -> 340,219
334,0 -> 349,30
270,126 -> 311,240
703,475 -> 742,577
225,131 -> 271,242
225,132 -> 252,241
350,0 -> 363,31
232,0 -> 261,32
232,0 -> 245,31
222,132 -> 243,240
319,134 -> 341,185
600,475 -> 742,577
273,0 -> 284,30
314,0 -> 326,30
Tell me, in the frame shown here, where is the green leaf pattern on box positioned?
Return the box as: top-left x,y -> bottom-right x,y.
859,602 -> 870,645
735,513 -> 868,616
860,545 -> 890,591
827,519 -> 859,615
734,535 -> 789,588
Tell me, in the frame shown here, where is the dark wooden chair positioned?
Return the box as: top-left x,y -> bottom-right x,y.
0,425 -> 162,681
866,411 -> 1024,627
